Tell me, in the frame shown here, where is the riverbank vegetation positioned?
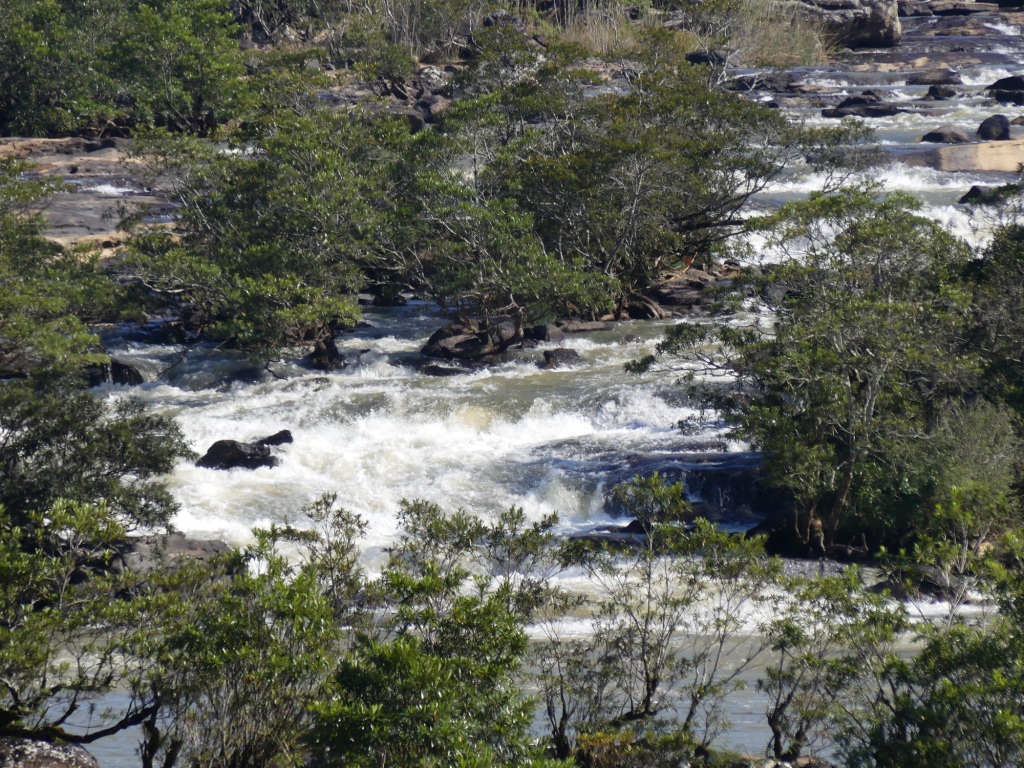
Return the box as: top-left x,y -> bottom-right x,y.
4,0 -> 1024,765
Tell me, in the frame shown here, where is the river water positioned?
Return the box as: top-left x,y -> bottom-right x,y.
85,17 -> 1024,764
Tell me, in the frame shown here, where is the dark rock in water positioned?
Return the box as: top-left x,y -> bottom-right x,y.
308,337 -> 345,370
920,84 -> 959,100
978,114 -> 1011,140
792,0 -> 901,47
421,363 -> 468,377
83,357 -> 145,387
0,738 -> 99,768
685,49 -> 729,65
422,322 -> 495,359
989,89 -> 1024,106
197,435 -> 284,470
921,123 -> 974,143
822,103 -> 905,118
907,68 -> 962,85
1013,116 -> 1024,125
114,533 -> 232,577
524,324 -> 566,343
621,334 -> 643,344
958,183 -> 1023,204
542,348 -> 584,369
257,429 -> 293,447
836,90 -> 885,106
111,359 -> 144,385
986,75 -> 1024,91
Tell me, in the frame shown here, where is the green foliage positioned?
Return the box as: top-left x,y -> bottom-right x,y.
638,185 -> 983,552
0,159 -> 118,375
0,500 -> 152,739
310,500 -> 553,767
124,103 -> 407,358
0,374 -> 190,531
0,0 -> 244,136
132,531 -> 342,768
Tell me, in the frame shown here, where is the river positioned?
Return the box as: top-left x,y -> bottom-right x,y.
82,14 -> 1024,763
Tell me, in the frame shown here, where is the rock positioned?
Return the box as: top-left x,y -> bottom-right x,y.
790,0 -> 901,48
1014,116 -> 1024,125
542,348 -> 584,368
107,359 -> 143,385
524,324 -> 566,343
685,49 -> 729,65
557,319 -> 613,333
482,9 -> 523,28
837,89 -> 885,106
421,363 -> 468,376
990,90 -> 1024,106
903,139 -> 1024,171
921,123 -> 974,142
257,429 -> 293,447
987,75 -> 1024,91
907,68 -> 962,85
928,0 -> 1000,13
308,337 -> 345,370
978,114 -> 1011,140
898,0 -> 933,14
920,84 -> 959,100
114,533 -> 232,577
0,738 -> 99,768
958,183 -> 1023,204
422,322 -> 496,359
196,433 -> 289,470
303,58 -> 322,71
822,103 -> 906,118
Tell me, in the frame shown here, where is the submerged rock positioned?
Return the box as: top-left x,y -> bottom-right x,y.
542,348 -> 584,369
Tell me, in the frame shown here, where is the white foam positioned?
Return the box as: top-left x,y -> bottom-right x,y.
81,183 -> 135,196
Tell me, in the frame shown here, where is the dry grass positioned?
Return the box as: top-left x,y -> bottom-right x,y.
729,0 -> 835,67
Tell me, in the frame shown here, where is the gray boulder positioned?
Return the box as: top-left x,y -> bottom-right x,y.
542,349 -> 584,369
789,0 -> 901,48
921,124 -> 974,143
978,114 -> 1011,141
0,739 -> 99,768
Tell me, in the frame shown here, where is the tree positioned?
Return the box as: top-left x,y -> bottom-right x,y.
0,500 -> 156,742
131,530 -> 342,768
634,186 -> 981,553
310,500 -> 556,767
0,159 -> 116,376
123,101 -> 406,362
557,475 -> 780,755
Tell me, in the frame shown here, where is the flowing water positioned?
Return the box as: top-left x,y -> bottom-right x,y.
85,19 -> 1024,763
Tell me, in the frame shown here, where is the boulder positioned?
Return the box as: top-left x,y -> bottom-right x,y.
921,123 -> 974,142
257,429 -> 293,447
685,49 -> 729,65
196,431 -> 292,470
822,103 -> 906,118
978,114 -> 1011,140
421,322 -> 494,359
920,84 -> 959,100
928,0 -> 1000,12
308,337 -> 345,370
958,183 -> 1023,204
987,75 -> 1024,91
114,533 -> 232,577
903,139 -> 1024,171
898,0 -> 934,14
989,90 -> 1024,106
542,348 -> 584,369
789,0 -> 901,47
0,739 -> 99,768
111,359 -> 145,385
524,324 -> 566,343
907,68 -> 962,85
